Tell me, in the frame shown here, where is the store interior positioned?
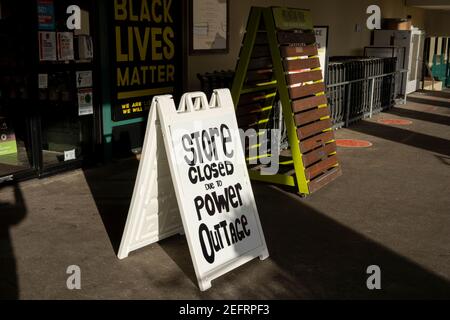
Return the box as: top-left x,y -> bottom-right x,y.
0,0 -> 95,180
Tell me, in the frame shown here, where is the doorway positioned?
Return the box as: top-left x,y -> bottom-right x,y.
0,0 -> 97,183
0,0 -> 38,181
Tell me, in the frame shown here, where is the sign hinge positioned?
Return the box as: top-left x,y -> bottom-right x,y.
0,175 -> 14,184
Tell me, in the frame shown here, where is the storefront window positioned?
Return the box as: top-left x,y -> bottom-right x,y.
0,0 -> 97,180
0,1 -> 35,178
37,0 -> 95,168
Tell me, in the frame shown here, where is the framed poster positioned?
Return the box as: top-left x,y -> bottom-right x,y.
314,26 -> 329,80
190,0 -> 229,54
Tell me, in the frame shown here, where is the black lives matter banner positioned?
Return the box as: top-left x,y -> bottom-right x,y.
111,0 -> 181,121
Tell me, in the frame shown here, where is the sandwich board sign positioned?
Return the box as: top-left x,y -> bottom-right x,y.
118,89 -> 269,291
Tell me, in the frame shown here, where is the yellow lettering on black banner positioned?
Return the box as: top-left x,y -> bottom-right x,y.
129,0 -> 139,21
141,66 -> 148,83
128,27 -> 134,62
115,24 -> 174,61
140,0 -> 150,21
114,0 -> 127,21
148,66 -> 157,81
114,0 -> 176,114
163,0 -> 173,23
114,0 -> 172,23
132,101 -> 142,113
153,0 -> 163,23
151,28 -> 163,60
115,26 -> 128,61
158,65 -> 165,83
163,26 -> 174,60
128,0 -> 139,21
117,68 -> 129,86
166,64 -> 174,82
134,27 -> 150,61
116,65 -> 175,86
131,67 -> 140,85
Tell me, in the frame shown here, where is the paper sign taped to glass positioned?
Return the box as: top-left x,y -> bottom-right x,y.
118,89 -> 269,291
0,117 -> 18,156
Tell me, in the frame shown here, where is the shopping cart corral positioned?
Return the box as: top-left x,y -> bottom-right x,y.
326,57 -> 407,129
197,57 -> 408,130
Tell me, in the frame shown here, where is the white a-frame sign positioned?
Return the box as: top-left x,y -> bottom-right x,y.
118,89 -> 269,291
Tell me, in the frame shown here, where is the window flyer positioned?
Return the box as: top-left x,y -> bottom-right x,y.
57,32 -> 74,61
38,73 -> 48,89
76,71 -> 93,88
77,35 -> 94,60
38,31 -> 57,61
77,88 -> 93,116
0,117 -> 18,156
37,0 -> 55,31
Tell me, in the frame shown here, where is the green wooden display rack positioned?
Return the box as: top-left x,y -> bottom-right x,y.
231,7 -> 342,196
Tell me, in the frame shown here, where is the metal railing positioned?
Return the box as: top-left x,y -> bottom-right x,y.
326,57 -> 401,128
197,57 -> 407,129
197,70 -> 234,98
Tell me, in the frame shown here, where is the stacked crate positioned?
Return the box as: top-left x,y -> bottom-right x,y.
278,31 -> 340,193
231,7 -> 341,195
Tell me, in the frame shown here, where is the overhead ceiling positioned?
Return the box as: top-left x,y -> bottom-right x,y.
405,0 -> 450,10
412,5 -> 450,10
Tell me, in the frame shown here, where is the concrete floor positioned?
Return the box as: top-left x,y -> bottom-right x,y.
1,91 -> 450,299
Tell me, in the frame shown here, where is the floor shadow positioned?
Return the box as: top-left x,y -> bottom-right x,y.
252,184 -> 450,299
387,108 -> 450,126
407,97 -> 450,108
153,122 -> 197,286
414,90 -> 450,99
83,158 -> 139,254
349,120 -> 450,156
81,157 -> 450,298
159,235 -> 198,286
0,183 -> 27,300
435,155 -> 450,166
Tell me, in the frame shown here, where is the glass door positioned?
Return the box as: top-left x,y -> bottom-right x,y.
0,105 -> 37,181
36,0 -> 96,174
0,0 -> 39,182
38,69 -> 95,172
1,0 -> 98,183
